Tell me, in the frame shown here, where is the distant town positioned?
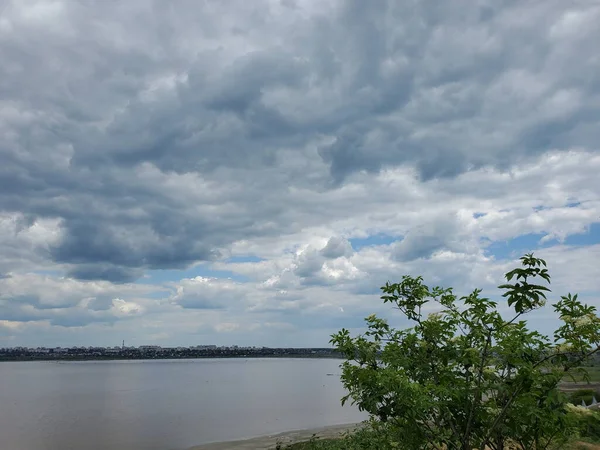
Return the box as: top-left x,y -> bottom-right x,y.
0,344 -> 342,361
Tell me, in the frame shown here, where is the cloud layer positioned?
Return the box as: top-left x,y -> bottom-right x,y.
1,0 -> 599,347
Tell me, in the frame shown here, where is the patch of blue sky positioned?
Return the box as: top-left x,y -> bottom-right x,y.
533,202 -> 581,212
484,233 -> 553,260
485,222 -> 599,260
533,205 -> 550,212
349,233 -> 399,251
563,222 -> 600,246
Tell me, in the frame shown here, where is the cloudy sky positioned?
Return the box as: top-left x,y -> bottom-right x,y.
1,0 -> 599,348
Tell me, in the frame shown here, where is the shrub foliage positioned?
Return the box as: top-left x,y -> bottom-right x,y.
331,254 -> 600,450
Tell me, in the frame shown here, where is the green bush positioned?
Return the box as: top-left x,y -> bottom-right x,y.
568,389 -> 600,406
566,405 -> 600,442
331,253 -> 600,450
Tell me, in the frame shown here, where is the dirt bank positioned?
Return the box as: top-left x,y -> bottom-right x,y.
187,423 -> 362,450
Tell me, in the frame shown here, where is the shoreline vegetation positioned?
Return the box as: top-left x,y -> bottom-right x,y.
0,347 -> 343,362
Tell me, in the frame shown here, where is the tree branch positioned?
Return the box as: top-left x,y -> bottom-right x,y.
464,327 -> 493,449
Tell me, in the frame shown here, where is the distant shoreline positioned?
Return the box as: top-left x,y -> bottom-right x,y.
0,353 -> 344,363
0,346 -> 343,362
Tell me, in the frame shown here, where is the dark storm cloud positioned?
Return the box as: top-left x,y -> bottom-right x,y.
50,219 -> 216,270
1,0 -> 599,284
68,34 -> 340,175
66,265 -> 144,284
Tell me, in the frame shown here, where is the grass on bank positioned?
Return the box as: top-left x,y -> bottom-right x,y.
281,427 -> 390,450
566,367 -> 600,383
282,400 -> 600,450
286,442 -> 600,450
284,435 -> 600,450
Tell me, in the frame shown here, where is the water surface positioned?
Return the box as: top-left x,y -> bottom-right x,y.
0,358 -> 366,450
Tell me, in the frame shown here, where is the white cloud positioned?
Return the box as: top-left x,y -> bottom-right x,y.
0,320 -> 23,331
110,298 -> 144,316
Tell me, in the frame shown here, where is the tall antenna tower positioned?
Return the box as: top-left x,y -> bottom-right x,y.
122,340 -> 125,349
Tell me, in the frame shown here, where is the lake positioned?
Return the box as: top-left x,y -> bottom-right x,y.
0,358 -> 366,450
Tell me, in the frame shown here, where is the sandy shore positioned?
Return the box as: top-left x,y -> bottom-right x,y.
187,423 -> 363,450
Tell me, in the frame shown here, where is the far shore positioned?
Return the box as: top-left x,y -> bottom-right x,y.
187,422 -> 363,450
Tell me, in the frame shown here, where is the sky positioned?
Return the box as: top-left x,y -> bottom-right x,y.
1,0 -> 599,348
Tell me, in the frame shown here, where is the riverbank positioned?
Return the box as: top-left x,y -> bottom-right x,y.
0,348 -> 343,362
187,422 -> 600,450
188,423 -> 363,450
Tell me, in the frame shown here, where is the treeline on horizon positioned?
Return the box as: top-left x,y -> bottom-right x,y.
0,346 -> 343,362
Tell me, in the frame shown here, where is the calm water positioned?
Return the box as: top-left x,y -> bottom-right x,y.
0,358 -> 366,450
